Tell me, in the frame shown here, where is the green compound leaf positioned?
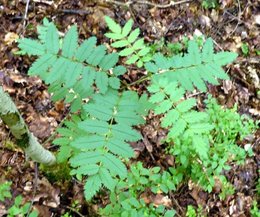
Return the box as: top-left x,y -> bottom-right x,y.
18,19 -> 126,111
105,17 -> 150,67
146,38 -> 238,92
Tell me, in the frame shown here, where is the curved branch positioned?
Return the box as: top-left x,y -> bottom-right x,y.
0,86 -> 56,165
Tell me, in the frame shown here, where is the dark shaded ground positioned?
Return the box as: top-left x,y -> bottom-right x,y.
0,0 -> 259,216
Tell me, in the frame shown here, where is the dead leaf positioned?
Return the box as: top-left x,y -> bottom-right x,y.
4,32 -> 19,45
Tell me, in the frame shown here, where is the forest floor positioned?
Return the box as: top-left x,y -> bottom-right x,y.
0,0 -> 259,216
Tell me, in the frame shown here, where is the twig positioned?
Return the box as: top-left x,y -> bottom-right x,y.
169,192 -> 184,217
26,162 -> 38,217
230,0 -> 241,35
23,0 -> 30,28
65,205 -> 85,217
104,0 -> 192,8
32,0 -> 54,5
43,113 -> 70,147
58,9 -> 92,15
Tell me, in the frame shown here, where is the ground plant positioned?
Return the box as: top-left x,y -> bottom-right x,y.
0,16 -> 257,216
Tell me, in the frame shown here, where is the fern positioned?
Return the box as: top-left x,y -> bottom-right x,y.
18,19 -> 126,112
105,16 -> 152,67
148,78 -> 213,160
145,38 -> 237,92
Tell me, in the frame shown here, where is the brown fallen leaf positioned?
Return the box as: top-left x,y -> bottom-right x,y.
4,32 -> 19,45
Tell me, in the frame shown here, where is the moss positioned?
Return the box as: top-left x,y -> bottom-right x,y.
40,161 -> 71,183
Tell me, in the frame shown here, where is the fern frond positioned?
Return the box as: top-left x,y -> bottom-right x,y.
105,16 -> 152,67
145,38 -> 238,92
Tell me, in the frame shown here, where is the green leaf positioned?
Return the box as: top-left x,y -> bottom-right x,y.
70,151 -> 103,166
71,135 -> 105,150
108,77 -> 120,89
105,32 -> 124,40
213,51 -> 238,65
79,119 -> 109,134
70,96 -> 82,112
84,103 -> 113,121
138,47 -> 150,56
71,164 -> 99,176
86,45 -> 106,66
128,28 -> 140,43
116,110 -> 144,125
105,16 -> 122,34
202,38 -> 214,62
75,37 -> 97,61
62,25 -> 78,58
162,109 -> 180,128
154,99 -> 172,114
168,119 -> 187,138
122,19 -> 133,36
95,71 -> 109,94
188,40 -> 201,65
45,57 -> 69,84
145,62 -> 159,73
82,66 -> 96,88
99,168 -> 116,190
175,98 -> 196,113
113,65 -> 127,76
64,62 -> 83,87
28,53 -> 57,75
99,53 -> 119,70
45,23 -> 59,54
111,124 -> 141,141
149,92 -> 165,103
102,153 -> 127,178
193,136 -> 209,159
111,40 -> 129,48
119,47 -> 135,56
125,54 -> 139,64
133,38 -> 144,49
106,138 -> 134,158
17,38 -> 45,55
84,175 -> 102,200
164,210 -> 176,217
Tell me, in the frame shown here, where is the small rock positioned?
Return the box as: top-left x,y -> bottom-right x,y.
241,31 -> 248,39
199,15 -> 211,27
254,14 -> 260,25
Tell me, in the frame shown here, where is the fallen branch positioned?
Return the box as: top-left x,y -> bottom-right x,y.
103,0 -> 192,8
0,86 -> 56,165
